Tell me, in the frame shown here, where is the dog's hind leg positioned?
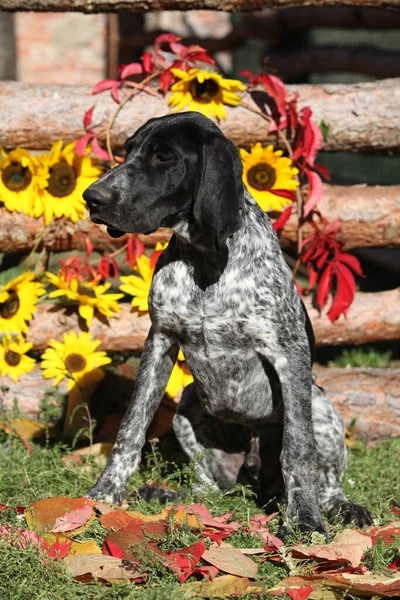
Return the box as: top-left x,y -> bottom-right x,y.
312,380 -> 372,527
173,383 -> 258,493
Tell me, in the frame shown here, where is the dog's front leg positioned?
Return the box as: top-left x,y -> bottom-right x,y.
279,357 -> 328,538
87,327 -> 178,504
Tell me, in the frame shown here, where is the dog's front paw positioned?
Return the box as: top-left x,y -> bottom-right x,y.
328,501 -> 373,528
87,478 -> 126,506
279,511 -> 328,542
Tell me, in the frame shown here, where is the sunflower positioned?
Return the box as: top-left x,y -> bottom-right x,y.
168,69 -> 247,120
40,331 -> 111,391
0,272 -> 46,334
165,350 -> 193,399
0,335 -> 36,382
0,148 -> 46,217
240,143 -> 299,212
120,254 -> 154,312
45,272 -> 123,326
39,141 -> 104,225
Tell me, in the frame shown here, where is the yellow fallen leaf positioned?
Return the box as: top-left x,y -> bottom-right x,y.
75,443 -> 113,457
127,509 -> 171,522
126,508 -> 202,529
68,539 -> 102,556
180,574 -> 254,598
0,418 -> 46,439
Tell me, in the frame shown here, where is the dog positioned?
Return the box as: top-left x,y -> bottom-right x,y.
83,112 -> 372,536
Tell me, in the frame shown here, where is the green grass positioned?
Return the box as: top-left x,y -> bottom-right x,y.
0,435 -> 398,600
329,347 -> 393,369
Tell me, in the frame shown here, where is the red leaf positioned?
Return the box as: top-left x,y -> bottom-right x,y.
159,68 -> 177,95
391,507 -> 400,515
170,42 -> 187,57
75,133 -> 93,157
306,264 -> 318,292
167,540 -> 205,583
110,81 -> 121,104
45,536 -> 72,559
84,237 -> 94,259
193,565 -> 219,580
312,162 -> 331,181
259,73 -> 286,114
120,62 -> 143,79
327,263 -> 355,321
303,170 -> 323,217
91,79 -> 116,95
262,530 -> 284,551
126,235 -> 145,269
201,529 -> 232,544
104,538 -> 124,558
189,51 -> 215,66
273,205 -> 293,232
315,248 -> 330,270
271,189 -> 296,201
91,137 -> 110,161
97,255 -> 110,280
83,105 -> 95,129
287,586 -> 313,600
316,263 -> 333,311
336,252 -> 363,277
154,33 -> 181,48
388,557 -> 400,570
304,119 -> 322,167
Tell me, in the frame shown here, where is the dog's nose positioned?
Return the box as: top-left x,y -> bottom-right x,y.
83,187 -> 107,207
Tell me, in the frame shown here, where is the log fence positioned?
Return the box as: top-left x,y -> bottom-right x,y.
0,0 -> 399,441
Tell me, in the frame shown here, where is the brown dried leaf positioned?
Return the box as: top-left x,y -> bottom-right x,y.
290,529 -> 372,567
64,554 -> 144,583
203,547 -> 258,578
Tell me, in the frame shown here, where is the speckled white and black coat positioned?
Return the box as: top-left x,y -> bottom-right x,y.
84,112 -> 371,536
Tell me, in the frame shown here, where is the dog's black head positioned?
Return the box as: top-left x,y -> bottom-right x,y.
83,113 -> 244,263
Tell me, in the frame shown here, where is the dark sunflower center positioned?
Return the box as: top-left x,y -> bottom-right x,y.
247,163 -> 276,191
189,78 -> 219,102
0,290 -> 20,319
4,350 -> 21,367
77,284 -> 96,299
1,161 -> 32,192
65,353 -> 87,373
47,161 -> 77,198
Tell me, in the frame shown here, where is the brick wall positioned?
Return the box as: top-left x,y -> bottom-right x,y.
15,12 -> 107,84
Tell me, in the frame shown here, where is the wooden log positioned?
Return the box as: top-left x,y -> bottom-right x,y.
1,365 -> 399,444
314,366 -> 400,443
1,185 -> 399,253
26,288 -> 400,352
1,79 -> 399,152
1,0 -> 399,13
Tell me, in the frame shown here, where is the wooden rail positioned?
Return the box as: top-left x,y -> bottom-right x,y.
1,79 -> 399,152
1,0 -> 399,13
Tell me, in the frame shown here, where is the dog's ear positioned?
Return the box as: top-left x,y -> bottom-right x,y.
191,133 -> 244,260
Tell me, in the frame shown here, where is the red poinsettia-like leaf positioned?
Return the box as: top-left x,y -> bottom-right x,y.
75,133 -> 94,157
312,162 -> 331,181
327,262 -> 355,322
316,263 -> 333,311
166,540 -> 205,583
120,62 -> 143,80
83,105 -> 95,130
303,170 -> 323,218
336,253 -> 363,277
84,237 -> 94,259
306,264 -> 319,292
91,79 -> 120,103
126,235 -> 145,269
287,586 -> 313,600
273,205 -> 293,232
154,33 -> 182,48
159,66 -> 181,94
91,137 -> 111,161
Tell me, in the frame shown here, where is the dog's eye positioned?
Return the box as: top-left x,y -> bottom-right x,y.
153,152 -> 172,163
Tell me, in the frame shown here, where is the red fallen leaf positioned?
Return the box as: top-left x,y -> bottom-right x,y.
391,507 -> 400,515
99,510 -> 138,531
51,503 -> 93,533
201,529 -> 231,544
0,504 -> 25,514
91,137 -> 110,161
327,262 -> 355,322
167,540 -> 205,583
193,565 -> 219,580
249,513 -> 278,529
388,558 -> 400,570
172,504 -> 240,532
75,133 -> 94,157
303,170 -> 323,217
367,520 -> 400,547
202,547 -> 258,578
83,104 -> 95,129
0,524 -> 45,552
316,263 -> 333,311
262,530 -> 284,551
45,535 -> 72,559
268,572 -> 400,597
103,537 -> 124,559
287,586 -> 313,600
103,520 -> 167,563
120,62 -> 143,79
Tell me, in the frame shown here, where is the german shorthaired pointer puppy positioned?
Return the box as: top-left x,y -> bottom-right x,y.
83,112 -> 372,536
